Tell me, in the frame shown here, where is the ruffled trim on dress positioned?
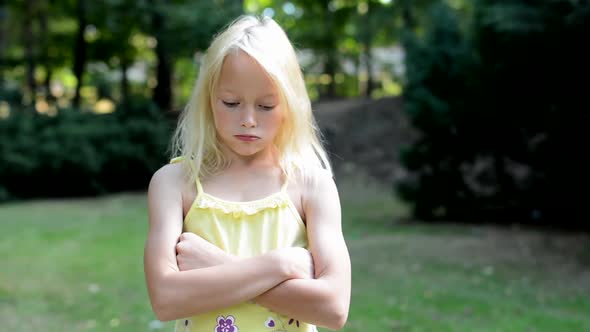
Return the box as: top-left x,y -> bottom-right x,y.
194,192 -> 289,218
170,155 -> 291,218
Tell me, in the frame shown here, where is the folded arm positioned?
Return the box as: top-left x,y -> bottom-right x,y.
253,169 -> 351,330
188,169 -> 351,330
143,164 -> 291,321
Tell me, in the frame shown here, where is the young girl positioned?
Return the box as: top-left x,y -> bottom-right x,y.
143,14 -> 351,332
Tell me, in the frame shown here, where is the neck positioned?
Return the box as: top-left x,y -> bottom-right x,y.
220,144 -> 280,169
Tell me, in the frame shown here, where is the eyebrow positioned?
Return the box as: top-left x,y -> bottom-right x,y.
218,89 -> 278,99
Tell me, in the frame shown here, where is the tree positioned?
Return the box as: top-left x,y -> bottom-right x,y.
397,2 -> 477,221
145,0 -> 243,112
397,0 -> 590,227
261,0 -> 354,99
72,0 -> 88,108
0,1 -> 5,86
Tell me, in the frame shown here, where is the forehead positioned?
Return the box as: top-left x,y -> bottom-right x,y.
216,50 -> 278,97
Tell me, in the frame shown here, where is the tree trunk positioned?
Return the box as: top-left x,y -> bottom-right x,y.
0,1 -> 6,86
151,0 -> 172,112
153,40 -> 172,111
24,0 -> 36,104
324,52 -> 337,99
73,0 -> 87,108
44,68 -> 53,103
39,0 -> 53,103
362,47 -> 374,97
361,2 -> 374,98
354,53 -> 361,96
321,2 -> 337,100
402,3 -> 416,29
121,59 -> 129,106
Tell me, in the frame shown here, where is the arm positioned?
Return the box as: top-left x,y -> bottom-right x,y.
171,168 -> 351,329
254,169 -> 351,330
143,165 -> 292,322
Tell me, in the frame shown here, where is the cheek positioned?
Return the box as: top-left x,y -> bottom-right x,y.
267,109 -> 285,132
261,110 -> 285,144
213,109 -> 233,132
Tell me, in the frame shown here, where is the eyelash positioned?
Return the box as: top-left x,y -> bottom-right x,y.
222,101 -> 275,111
222,101 -> 239,108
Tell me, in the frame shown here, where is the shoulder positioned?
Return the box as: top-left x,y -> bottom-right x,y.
300,167 -> 340,213
150,162 -> 183,185
148,161 -> 188,199
302,166 -> 336,191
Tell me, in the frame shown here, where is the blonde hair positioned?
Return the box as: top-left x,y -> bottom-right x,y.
170,14 -> 332,184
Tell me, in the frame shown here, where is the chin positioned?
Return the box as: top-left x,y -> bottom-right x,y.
233,151 -> 256,157
230,147 -> 264,157
223,140 -> 272,158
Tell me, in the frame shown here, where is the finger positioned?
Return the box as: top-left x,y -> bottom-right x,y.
183,232 -> 197,240
176,241 -> 184,253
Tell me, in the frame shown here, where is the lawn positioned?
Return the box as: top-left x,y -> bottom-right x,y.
1,172 -> 589,331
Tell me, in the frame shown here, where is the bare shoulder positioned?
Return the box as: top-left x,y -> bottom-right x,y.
302,167 -> 338,199
148,162 -> 186,195
147,162 -> 189,226
301,167 -> 341,223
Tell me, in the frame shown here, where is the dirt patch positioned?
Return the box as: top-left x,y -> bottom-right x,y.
352,222 -> 590,294
312,96 -> 418,184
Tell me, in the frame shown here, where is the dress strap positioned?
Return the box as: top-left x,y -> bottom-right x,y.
280,169 -> 289,194
194,174 -> 204,197
169,156 -> 185,164
173,156 -> 288,199
185,157 -> 202,197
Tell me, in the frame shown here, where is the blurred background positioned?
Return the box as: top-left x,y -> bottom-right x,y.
1,0 -> 589,331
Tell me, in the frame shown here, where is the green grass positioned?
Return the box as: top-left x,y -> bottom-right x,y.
1,173 -> 589,331
0,193 -> 164,331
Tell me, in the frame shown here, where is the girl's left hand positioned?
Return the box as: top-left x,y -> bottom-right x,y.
175,232 -> 239,271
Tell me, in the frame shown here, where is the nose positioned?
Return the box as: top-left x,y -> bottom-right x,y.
240,106 -> 257,128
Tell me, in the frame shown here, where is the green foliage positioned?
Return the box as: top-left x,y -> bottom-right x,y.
148,0 -> 243,56
397,2 -> 476,220
0,85 -> 23,105
398,0 -> 590,225
0,0 -> 447,106
0,99 -> 174,201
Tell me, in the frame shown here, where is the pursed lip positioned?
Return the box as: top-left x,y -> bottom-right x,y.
234,134 -> 260,138
234,134 -> 260,141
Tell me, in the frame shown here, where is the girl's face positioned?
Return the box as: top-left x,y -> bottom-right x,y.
212,50 -> 285,161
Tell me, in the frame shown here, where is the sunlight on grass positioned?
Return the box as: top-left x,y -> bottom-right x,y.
0,193 -> 173,331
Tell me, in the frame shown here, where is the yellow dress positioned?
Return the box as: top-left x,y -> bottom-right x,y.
169,157 -> 318,332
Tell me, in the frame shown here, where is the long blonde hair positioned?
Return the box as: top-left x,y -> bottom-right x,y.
170,14 -> 332,184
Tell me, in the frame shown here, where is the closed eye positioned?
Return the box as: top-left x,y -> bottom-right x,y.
222,101 -> 239,108
259,105 -> 275,111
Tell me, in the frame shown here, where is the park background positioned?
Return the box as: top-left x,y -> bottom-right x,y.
1,0 -> 589,331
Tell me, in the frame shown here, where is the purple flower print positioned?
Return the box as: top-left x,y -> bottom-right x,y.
216,315 -> 239,332
264,317 -> 276,328
264,316 -> 292,331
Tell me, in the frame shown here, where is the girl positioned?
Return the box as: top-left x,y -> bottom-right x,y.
143,14 -> 351,332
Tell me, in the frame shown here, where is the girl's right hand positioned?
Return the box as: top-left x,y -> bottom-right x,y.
176,232 -> 238,271
275,247 -> 315,280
